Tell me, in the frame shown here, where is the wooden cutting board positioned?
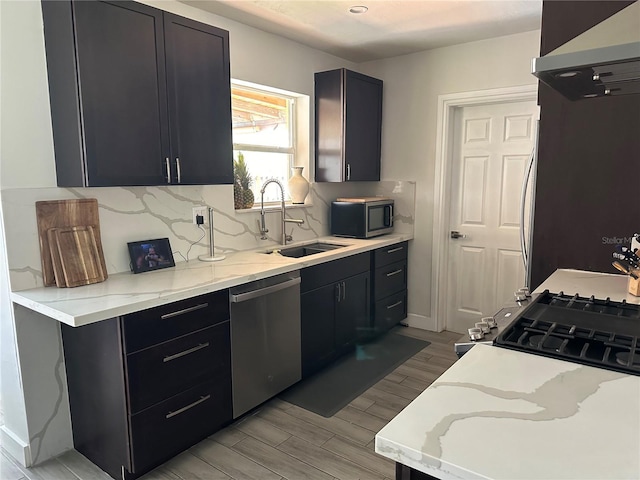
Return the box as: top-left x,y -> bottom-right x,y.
47,229 -> 67,287
51,226 -> 106,287
36,199 -> 108,286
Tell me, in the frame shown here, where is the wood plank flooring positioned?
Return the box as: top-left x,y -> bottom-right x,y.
1,327 -> 460,480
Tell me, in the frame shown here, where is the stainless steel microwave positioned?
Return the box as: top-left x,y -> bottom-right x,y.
330,198 -> 394,238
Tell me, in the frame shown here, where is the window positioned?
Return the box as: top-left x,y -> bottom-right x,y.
231,81 -> 300,206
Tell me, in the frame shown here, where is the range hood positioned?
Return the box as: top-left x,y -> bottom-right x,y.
532,2 -> 640,100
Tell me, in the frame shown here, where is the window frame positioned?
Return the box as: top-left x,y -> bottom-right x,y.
231,80 -> 302,207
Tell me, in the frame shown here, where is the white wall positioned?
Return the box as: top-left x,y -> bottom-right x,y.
359,29 -> 541,330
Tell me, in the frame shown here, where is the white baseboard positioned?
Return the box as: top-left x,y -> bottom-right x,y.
402,313 -> 438,332
1,425 -> 31,467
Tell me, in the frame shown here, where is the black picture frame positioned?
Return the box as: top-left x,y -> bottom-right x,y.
127,238 -> 175,274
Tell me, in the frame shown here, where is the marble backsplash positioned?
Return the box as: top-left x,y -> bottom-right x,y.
2,181 -> 415,292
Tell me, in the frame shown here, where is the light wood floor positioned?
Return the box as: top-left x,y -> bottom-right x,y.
2,327 -> 461,480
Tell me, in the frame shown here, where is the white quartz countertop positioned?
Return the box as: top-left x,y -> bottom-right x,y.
11,234 -> 411,327
534,268 -> 640,304
376,269 -> 640,479
375,343 -> 640,480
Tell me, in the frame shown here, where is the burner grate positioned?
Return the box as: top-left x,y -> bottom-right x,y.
495,290 -> 640,375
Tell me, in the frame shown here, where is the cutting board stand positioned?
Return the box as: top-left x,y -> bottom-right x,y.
629,272 -> 640,297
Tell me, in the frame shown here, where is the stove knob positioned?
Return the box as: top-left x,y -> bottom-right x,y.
468,327 -> 484,341
475,321 -> 491,334
482,316 -> 497,328
518,287 -> 531,297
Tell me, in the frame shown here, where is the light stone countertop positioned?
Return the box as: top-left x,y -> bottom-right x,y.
375,269 -> 640,479
11,234 -> 411,327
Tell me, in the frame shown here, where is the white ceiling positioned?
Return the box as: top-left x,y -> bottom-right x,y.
182,0 -> 542,63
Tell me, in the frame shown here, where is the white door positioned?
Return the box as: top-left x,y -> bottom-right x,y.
446,100 -> 537,334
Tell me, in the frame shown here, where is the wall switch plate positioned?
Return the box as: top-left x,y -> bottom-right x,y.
192,206 -> 208,224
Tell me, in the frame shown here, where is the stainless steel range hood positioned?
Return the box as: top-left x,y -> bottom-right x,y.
532,2 -> 640,100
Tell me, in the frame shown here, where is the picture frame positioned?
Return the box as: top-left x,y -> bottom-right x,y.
127,238 -> 175,274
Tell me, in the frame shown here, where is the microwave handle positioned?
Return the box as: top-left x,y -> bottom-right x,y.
386,204 -> 393,226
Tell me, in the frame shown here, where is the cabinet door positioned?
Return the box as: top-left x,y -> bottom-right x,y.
301,283 -> 337,377
73,1 -> 170,186
164,14 -> 234,185
314,69 -> 344,182
336,271 -> 370,351
314,69 -> 383,183
344,70 -> 382,182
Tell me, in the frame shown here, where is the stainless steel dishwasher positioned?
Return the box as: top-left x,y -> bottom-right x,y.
229,270 -> 301,418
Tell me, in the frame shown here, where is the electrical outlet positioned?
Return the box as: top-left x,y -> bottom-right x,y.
192,206 -> 207,224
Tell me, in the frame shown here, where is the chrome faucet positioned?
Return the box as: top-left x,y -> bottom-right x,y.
259,179 -> 304,245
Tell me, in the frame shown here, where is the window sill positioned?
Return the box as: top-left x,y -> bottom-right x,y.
234,202 -> 312,214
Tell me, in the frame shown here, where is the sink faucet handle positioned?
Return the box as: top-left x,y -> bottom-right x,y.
256,219 -> 269,240
285,228 -> 294,244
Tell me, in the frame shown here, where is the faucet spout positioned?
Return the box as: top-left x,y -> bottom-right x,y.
259,179 -> 304,245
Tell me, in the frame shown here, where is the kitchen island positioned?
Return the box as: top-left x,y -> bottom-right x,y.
375,269 -> 640,480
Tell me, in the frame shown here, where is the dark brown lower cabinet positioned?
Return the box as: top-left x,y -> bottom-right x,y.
371,242 -> 409,335
300,253 -> 371,378
61,291 -> 232,480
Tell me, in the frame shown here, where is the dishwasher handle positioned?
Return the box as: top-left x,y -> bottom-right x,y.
230,277 -> 301,303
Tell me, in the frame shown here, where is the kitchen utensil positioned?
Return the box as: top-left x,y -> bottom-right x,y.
614,245 -> 640,268
612,260 -> 639,279
36,199 -> 107,286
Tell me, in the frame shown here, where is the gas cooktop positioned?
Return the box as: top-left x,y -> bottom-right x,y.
494,290 -> 640,376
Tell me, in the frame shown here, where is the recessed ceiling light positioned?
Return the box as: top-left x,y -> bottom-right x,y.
582,93 -> 599,98
349,5 -> 368,14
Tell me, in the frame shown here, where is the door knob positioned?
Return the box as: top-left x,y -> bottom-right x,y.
450,231 -> 467,239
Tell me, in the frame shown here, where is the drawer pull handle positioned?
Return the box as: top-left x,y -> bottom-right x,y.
387,246 -> 404,254
160,303 -> 209,320
387,301 -> 403,310
163,342 -> 210,363
165,394 -> 211,419
386,269 -> 403,277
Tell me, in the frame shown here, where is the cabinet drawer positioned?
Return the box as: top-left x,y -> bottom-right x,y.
126,322 -> 230,414
374,290 -> 407,332
374,260 -> 407,300
129,379 -> 231,474
122,290 -> 229,353
374,241 -> 408,268
301,252 -> 370,293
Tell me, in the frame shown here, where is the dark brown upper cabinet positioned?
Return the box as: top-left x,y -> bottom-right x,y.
41,0 -> 233,187
314,69 -> 383,182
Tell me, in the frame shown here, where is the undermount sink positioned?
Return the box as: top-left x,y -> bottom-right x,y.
263,242 -> 348,258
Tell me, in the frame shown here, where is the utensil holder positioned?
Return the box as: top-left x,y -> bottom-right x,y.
629,270 -> 640,296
